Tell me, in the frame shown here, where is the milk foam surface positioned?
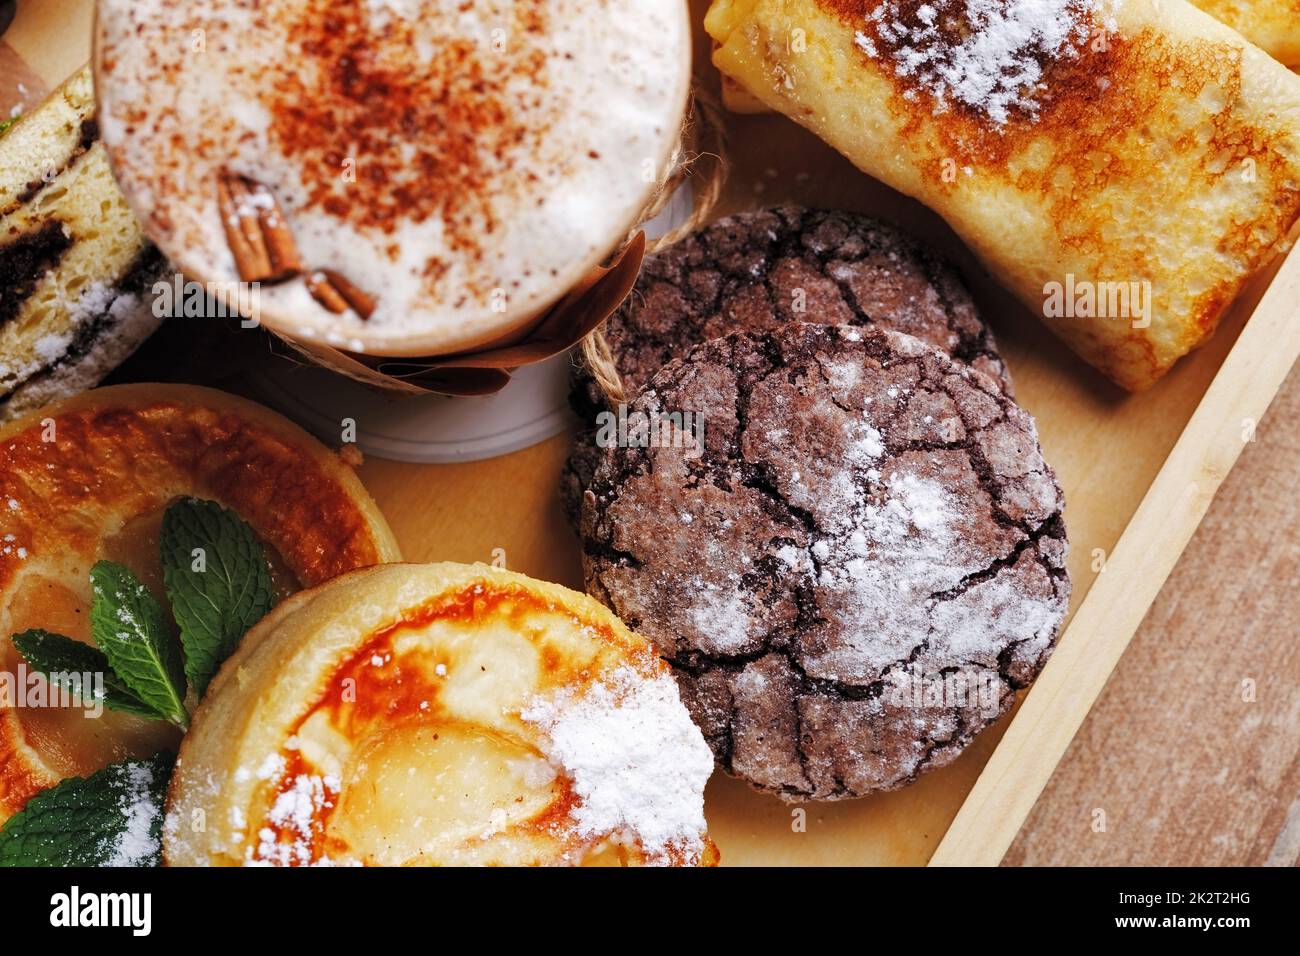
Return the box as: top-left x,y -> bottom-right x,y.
97,0 -> 690,353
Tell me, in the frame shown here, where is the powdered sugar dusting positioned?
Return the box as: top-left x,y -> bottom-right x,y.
521,666 -> 713,865
1,283 -> 143,390
689,586 -> 755,653
249,773 -> 341,866
811,446 -> 970,678
855,0 -> 1117,125
931,569 -> 1062,664
846,423 -> 886,466
801,407 -> 1062,683
102,760 -> 167,867
0,275 -> 164,423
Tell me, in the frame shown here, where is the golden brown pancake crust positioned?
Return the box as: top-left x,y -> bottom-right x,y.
816,2 -> 1300,366
0,384 -> 399,818
0,404 -> 387,588
258,582 -> 708,867
167,563 -> 718,867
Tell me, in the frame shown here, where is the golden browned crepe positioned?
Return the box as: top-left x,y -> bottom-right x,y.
1191,0 -> 1300,66
0,384 -> 401,823
165,563 -> 719,867
707,0 -> 1300,389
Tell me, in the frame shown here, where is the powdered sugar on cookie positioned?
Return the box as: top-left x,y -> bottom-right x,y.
810,443 -> 970,678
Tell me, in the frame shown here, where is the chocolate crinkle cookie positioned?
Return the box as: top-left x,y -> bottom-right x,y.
563,206 -> 1011,528
580,323 -> 1069,802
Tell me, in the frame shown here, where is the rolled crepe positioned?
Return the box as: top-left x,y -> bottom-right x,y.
1191,0 -> 1300,66
707,0 -> 1300,389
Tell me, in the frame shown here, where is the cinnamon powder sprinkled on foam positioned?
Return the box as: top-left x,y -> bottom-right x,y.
270,0 -> 551,264
96,0 -> 688,339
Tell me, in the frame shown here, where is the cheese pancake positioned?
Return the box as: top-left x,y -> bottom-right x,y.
0,385 -> 401,824
165,563 -> 718,867
707,0 -> 1300,389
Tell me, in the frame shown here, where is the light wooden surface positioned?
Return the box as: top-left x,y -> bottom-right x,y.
6,0 -> 1296,866
1005,361 -> 1300,866
931,239 -> 1300,865
6,2 -> 92,104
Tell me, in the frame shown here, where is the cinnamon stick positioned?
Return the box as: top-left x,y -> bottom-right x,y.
216,171 -> 272,281
307,269 -> 376,320
305,271 -> 350,313
215,170 -> 301,282
247,179 -> 303,279
217,169 -> 373,317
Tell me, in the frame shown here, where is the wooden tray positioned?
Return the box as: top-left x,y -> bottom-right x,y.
7,0 -> 1299,866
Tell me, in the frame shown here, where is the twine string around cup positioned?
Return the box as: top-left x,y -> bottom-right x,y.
578,86 -> 730,409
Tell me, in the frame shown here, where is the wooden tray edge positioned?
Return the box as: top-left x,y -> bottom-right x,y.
930,240 -> 1300,866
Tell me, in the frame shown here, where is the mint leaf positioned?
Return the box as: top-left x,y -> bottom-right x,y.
0,752 -> 173,867
10,629 -> 157,719
0,117 -> 15,138
89,562 -> 188,729
161,497 -> 275,696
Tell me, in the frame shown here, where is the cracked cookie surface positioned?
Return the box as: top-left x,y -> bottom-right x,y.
580,323 -> 1068,801
564,206 -> 1011,527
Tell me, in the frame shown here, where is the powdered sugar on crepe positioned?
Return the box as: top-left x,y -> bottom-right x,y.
521,666 -> 713,865
855,0 -> 1120,125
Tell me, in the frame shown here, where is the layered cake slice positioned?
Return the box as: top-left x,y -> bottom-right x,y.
0,66 -> 168,423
